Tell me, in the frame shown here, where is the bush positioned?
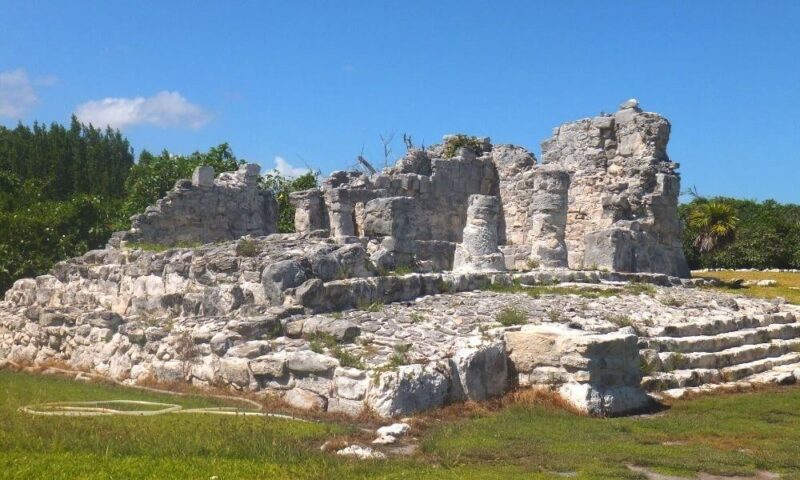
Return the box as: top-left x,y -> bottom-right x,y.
442,134 -> 484,159
496,307 -> 527,326
680,197 -> 800,270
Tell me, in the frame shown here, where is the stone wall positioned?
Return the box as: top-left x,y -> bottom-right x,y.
540,100 -> 688,277
111,164 -> 278,247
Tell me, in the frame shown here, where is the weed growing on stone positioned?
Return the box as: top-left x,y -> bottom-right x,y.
608,315 -> 633,328
307,332 -> 339,353
624,283 -> 656,296
526,258 -> 540,270
660,296 -> 684,307
546,310 -> 563,322
331,347 -> 365,369
356,300 -> 384,312
664,352 -> 685,371
410,313 -> 425,323
235,238 -> 260,257
496,307 -> 527,326
442,134 -> 483,158
126,241 -> 201,252
330,311 -> 343,320
386,343 -> 412,367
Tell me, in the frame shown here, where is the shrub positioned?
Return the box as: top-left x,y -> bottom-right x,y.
496,307 -> 527,326
442,134 -> 484,159
235,238 -> 260,257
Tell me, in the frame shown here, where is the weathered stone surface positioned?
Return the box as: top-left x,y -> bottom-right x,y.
116,164 -> 278,247
284,388 -> 327,410
367,364 -> 450,417
453,195 -> 506,273
506,324 -> 646,414
450,342 -> 508,401
530,168 -> 570,268
540,105 -> 688,277
286,351 -> 338,374
262,260 -> 308,305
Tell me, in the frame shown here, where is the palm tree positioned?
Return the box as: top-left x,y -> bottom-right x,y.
688,201 -> 740,253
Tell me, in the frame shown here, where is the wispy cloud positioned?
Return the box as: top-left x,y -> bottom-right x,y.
272,156 -> 310,178
0,69 -> 39,118
74,91 -> 212,130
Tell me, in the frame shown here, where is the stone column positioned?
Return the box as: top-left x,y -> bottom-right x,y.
325,189 -> 355,238
289,189 -> 328,235
192,165 -> 215,187
453,194 -> 505,272
530,168 -> 570,268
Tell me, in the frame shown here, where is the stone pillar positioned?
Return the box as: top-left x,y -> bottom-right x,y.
529,168 -> 570,268
192,165 -> 215,187
363,196 -> 416,269
325,189 -> 355,238
453,195 -> 505,273
289,189 -> 328,235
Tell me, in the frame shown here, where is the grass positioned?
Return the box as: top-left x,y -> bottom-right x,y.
2,370 -> 800,478
487,280 -> 637,299
356,300 -> 384,312
235,238 -> 261,257
496,307 -> 527,326
125,241 -> 202,252
693,270 -> 800,305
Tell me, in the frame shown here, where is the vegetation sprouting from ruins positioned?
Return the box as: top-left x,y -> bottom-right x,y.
0,119 -> 316,294
259,169 -> 319,233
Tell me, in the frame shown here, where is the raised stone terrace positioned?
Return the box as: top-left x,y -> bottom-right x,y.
2,100 -> 797,418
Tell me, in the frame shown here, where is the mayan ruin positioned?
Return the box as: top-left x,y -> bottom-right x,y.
3,100 -> 799,426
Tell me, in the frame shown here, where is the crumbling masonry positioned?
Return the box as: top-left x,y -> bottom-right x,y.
291,100 -> 689,277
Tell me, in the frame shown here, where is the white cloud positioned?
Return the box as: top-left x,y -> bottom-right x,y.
74,91 -> 211,130
0,69 -> 39,118
272,156 -> 310,178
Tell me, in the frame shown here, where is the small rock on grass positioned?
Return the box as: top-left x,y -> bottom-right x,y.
336,445 -> 387,460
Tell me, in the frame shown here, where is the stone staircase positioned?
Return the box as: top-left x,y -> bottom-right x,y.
639,310 -> 800,396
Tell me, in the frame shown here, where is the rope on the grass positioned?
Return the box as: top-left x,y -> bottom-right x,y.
7,362 -> 309,422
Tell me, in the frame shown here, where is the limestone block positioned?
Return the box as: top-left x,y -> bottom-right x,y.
450,342 -> 508,401
284,388 -> 327,410
290,189 -> 328,234
286,351 -> 338,374
192,165 -> 215,187
367,363 -> 450,417
261,260 -> 308,305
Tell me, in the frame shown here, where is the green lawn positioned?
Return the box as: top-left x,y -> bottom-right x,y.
2,370 -> 800,479
693,270 -> 800,304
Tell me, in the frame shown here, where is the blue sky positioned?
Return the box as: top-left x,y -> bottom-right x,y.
1,1 -> 798,202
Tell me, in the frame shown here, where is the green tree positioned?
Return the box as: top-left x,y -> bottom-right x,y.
688,200 -> 740,254
259,170 -> 319,233
118,143 -> 244,228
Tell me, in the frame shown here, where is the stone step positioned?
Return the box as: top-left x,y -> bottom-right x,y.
656,338 -> 800,370
642,352 -> 800,391
646,311 -> 796,338
644,322 -> 800,354
659,364 -> 800,400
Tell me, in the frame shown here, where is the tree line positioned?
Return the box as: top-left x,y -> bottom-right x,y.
1,118 -> 798,294
0,118 -> 316,293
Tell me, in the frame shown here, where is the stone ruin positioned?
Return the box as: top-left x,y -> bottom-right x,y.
290,98 -> 689,277
4,100 -> 799,421
109,163 -> 278,247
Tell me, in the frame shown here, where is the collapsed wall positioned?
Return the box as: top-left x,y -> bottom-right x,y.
111,164 -> 278,247
540,100 -> 689,277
